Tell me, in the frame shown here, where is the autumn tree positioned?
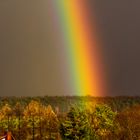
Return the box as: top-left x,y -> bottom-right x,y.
90,104 -> 119,139
23,100 -> 43,140
12,102 -> 24,140
116,105 -> 140,140
0,103 -> 12,132
43,105 -> 59,140
23,100 -> 59,140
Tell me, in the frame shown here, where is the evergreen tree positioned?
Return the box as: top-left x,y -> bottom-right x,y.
60,104 -> 117,140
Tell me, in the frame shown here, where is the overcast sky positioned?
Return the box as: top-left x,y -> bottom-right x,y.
0,0 -> 140,96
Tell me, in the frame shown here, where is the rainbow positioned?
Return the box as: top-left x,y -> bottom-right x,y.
48,1 -> 107,96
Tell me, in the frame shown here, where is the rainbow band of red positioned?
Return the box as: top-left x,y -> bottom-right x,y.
50,1 -> 106,96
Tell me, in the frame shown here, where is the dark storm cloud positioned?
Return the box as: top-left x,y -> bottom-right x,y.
0,0 -> 140,96
93,0 -> 140,95
0,0 -> 70,96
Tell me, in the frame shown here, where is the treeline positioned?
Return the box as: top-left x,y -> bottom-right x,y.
0,101 -> 60,139
0,96 -> 140,112
0,97 -> 140,140
0,97 -> 140,139
60,103 -> 140,140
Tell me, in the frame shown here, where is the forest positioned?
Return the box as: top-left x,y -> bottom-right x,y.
0,96 -> 140,140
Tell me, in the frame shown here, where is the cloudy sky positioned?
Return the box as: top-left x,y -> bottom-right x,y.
0,0 -> 140,96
